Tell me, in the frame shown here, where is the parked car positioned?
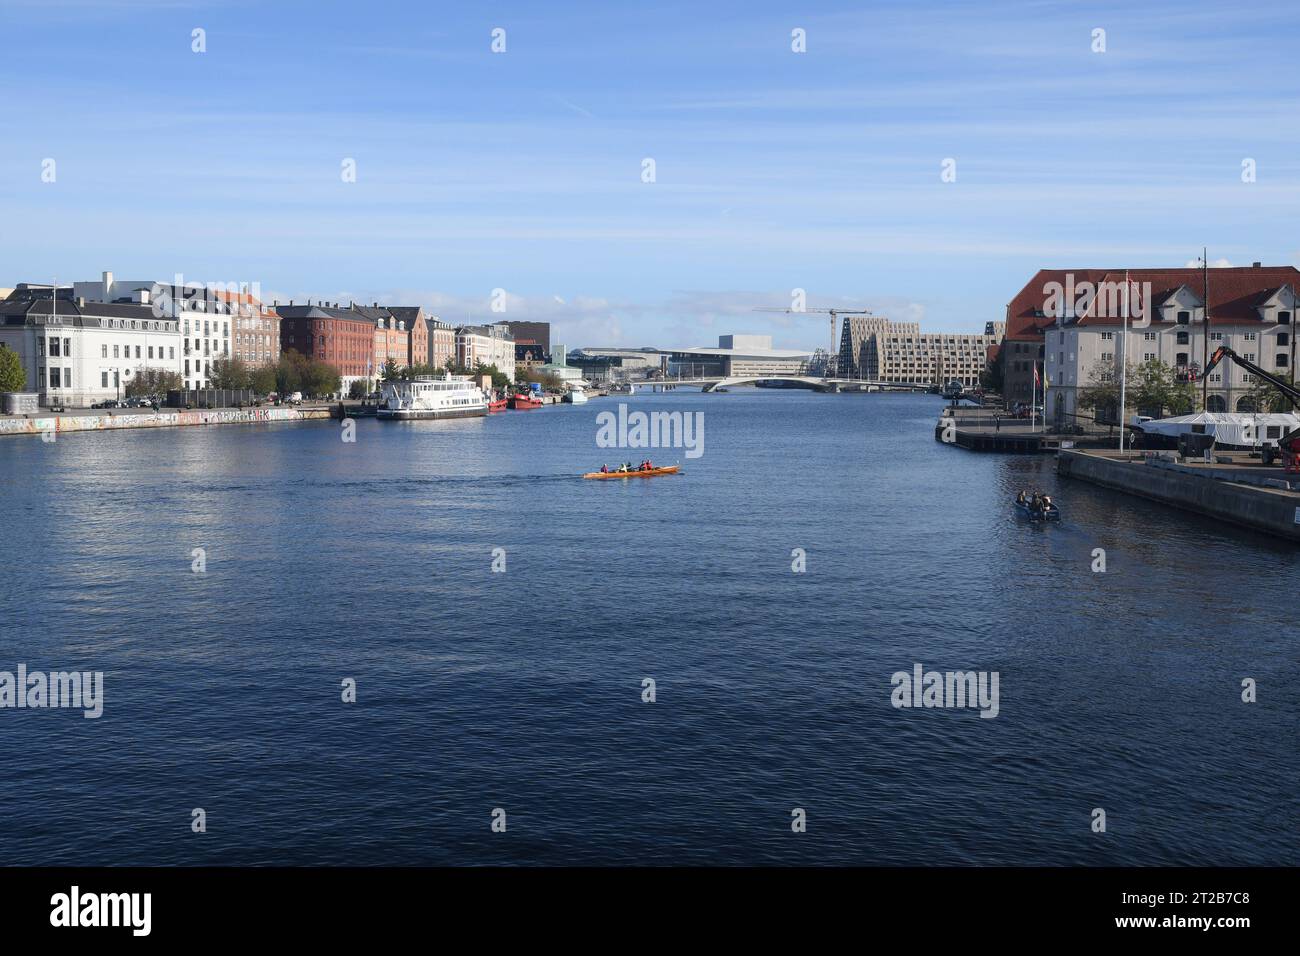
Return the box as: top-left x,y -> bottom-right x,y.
285,391 -> 303,405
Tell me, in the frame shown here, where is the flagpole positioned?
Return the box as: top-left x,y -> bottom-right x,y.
1119,270 -> 1129,454
1040,361 -> 1045,434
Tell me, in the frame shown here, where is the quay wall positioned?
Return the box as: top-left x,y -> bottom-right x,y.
0,406 -> 331,438
1058,449 -> 1300,542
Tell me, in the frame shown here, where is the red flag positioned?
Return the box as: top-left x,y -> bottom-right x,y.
1033,364 -> 1041,387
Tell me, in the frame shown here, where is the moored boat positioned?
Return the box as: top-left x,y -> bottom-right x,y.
488,397 -> 508,412
377,374 -> 488,420
583,465 -> 681,479
563,386 -> 589,404
508,392 -> 544,409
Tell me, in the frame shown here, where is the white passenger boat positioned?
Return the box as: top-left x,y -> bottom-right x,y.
563,386 -> 589,404
377,375 -> 488,420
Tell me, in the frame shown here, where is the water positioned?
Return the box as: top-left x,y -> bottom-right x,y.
1,391 -> 1295,865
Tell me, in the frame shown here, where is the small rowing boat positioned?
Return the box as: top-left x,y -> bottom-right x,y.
583,465 -> 681,480
1014,498 -> 1061,521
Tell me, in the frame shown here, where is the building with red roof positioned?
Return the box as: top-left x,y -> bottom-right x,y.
1007,263 -> 1300,423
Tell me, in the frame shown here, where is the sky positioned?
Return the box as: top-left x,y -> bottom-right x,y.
2,0 -> 1299,351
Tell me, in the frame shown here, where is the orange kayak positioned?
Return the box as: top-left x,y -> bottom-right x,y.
583,465 -> 681,479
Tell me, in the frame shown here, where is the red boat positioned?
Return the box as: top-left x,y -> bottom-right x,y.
508,393 -> 544,410
488,398 -> 508,412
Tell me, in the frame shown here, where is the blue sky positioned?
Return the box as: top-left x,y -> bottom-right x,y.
2,0 -> 1299,350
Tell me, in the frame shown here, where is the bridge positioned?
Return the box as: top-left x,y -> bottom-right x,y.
621,375 -> 939,394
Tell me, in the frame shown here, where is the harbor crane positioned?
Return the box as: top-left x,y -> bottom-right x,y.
1201,345 -> 1300,469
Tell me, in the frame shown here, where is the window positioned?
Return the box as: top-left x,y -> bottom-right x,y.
1279,311 -> 1291,325
1144,352 -> 1155,362
1144,332 -> 1156,340
135,346 -> 141,359
64,338 -> 71,356
169,347 -> 175,359
1101,332 -> 1114,340
1279,333 -> 1290,346
64,368 -> 71,387
102,344 -> 108,358
1279,354 -> 1289,368
49,367 -> 60,387
1245,332 -> 1257,341
1176,352 -> 1189,365
113,345 -> 120,358
1176,331 -> 1189,344
148,346 -> 154,359
49,338 -> 60,357
101,371 -> 109,388
1210,332 -> 1223,341
38,367 -> 45,387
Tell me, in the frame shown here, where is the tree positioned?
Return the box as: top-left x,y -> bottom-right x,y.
249,364 -> 277,396
209,356 -> 251,390
276,351 -> 305,395
0,346 -> 25,392
1129,358 -> 1197,416
1078,355 -> 1126,426
381,358 -> 400,381
348,379 -> 368,400
515,367 -> 561,391
301,359 -> 341,398
1244,371 -> 1296,414
979,355 -> 1003,394
126,366 -> 182,397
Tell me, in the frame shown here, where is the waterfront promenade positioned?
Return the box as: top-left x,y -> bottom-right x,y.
935,405 -> 1118,453
0,404 -> 332,437
1059,447 -> 1300,541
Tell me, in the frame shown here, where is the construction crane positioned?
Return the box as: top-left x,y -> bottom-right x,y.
752,308 -> 877,376
1201,345 -> 1300,469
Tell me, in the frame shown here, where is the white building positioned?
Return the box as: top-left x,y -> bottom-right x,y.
1045,267 -> 1299,422
455,324 -> 515,379
0,287 -> 182,407
670,334 -> 814,378
876,331 -> 999,388
76,272 -> 278,388
839,317 -> 997,385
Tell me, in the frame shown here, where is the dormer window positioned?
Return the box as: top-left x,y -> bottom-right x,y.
1279,311 -> 1292,325
1176,311 -> 1191,324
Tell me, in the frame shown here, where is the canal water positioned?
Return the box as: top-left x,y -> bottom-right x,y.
1,391 -> 1295,865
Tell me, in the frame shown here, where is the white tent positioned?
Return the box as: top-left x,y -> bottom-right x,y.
1136,411 -> 1300,448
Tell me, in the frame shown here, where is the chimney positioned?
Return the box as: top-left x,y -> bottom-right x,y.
1253,261 -> 1262,268
102,270 -> 113,298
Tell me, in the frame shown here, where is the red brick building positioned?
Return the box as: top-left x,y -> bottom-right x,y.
277,303 -> 376,382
